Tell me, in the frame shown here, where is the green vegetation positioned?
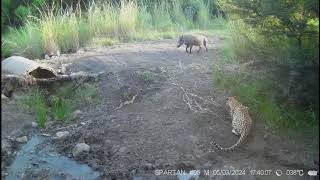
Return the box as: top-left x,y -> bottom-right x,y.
2,0 -> 222,59
19,83 -> 98,127
214,0 -> 319,139
2,0 -> 318,140
19,90 -> 48,128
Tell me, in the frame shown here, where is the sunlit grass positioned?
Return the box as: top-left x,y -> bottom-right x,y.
2,0 -> 220,59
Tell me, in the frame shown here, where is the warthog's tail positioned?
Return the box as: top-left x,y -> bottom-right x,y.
203,37 -> 208,52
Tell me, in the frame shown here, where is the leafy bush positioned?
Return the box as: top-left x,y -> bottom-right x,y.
213,17 -> 319,139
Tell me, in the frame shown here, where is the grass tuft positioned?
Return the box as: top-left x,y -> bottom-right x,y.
18,83 -> 98,127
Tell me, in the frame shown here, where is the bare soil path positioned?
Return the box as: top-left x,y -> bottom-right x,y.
2,37 -> 318,180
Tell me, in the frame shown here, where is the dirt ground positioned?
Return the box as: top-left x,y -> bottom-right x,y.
1,37 -> 319,180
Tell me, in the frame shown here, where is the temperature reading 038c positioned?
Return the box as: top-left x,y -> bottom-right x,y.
286,170 -> 304,176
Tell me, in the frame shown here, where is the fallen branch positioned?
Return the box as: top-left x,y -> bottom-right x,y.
169,81 -> 225,120
1,72 -> 104,84
115,93 -> 139,110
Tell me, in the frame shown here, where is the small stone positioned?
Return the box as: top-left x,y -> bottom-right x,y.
31,122 -> 38,128
130,169 -> 137,175
45,121 -> 54,127
1,94 -> 9,101
80,122 -> 86,125
61,66 -> 66,74
56,131 -> 70,139
77,49 -> 84,54
1,139 -> 11,154
72,110 -> 83,120
263,134 -> 269,139
16,136 -> 28,143
7,136 -> 14,141
44,54 -> 50,60
72,143 -> 90,157
41,133 -> 51,137
203,161 -> 212,168
144,163 -> 154,170
119,147 -> 127,153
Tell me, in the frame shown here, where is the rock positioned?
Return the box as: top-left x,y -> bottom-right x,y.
16,136 -> 28,143
72,110 -> 83,120
119,147 -> 127,153
203,161 -> 212,168
263,134 -> 269,139
32,122 -> 38,128
6,136 -> 14,141
56,131 -> 70,139
1,94 -> 9,101
72,143 -> 90,157
130,169 -> 137,176
41,133 -> 51,137
45,121 -> 54,127
149,67 -> 159,73
56,50 -> 60,56
77,49 -> 85,54
44,54 -> 50,60
1,139 -> 11,153
60,65 -> 66,74
144,163 -> 154,170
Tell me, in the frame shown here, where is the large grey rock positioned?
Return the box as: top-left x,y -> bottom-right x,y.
72,110 -> 83,120
16,136 -> 28,143
31,122 -> 38,128
1,94 -> 9,101
2,56 -> 57,78
55,131 -> 70,139
2,139 -> 11,152
72,143 -> 90,157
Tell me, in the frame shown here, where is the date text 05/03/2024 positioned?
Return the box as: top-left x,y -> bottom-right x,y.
154,169 -> 310,176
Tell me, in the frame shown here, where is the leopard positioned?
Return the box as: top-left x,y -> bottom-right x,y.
211,96 -> 252,151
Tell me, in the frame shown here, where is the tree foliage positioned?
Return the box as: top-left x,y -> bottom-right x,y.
220,0 -> 319,117
220,0 -> 319,57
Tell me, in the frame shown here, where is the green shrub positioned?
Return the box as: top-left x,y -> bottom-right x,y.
50,96 -> 72,121
213,64 -> 319,139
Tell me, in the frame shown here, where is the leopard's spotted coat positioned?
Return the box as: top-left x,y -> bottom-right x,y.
211,96 -> 252,151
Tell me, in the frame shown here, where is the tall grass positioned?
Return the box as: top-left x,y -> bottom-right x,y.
118,0 -> 138,39
2,23 -> 43,59
87,3 -> 118,38
2,0 -> 217,59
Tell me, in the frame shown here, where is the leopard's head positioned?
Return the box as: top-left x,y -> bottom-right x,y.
226,96 -> 237,106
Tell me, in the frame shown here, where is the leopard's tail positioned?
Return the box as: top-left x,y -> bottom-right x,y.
210,131 -> 248,151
